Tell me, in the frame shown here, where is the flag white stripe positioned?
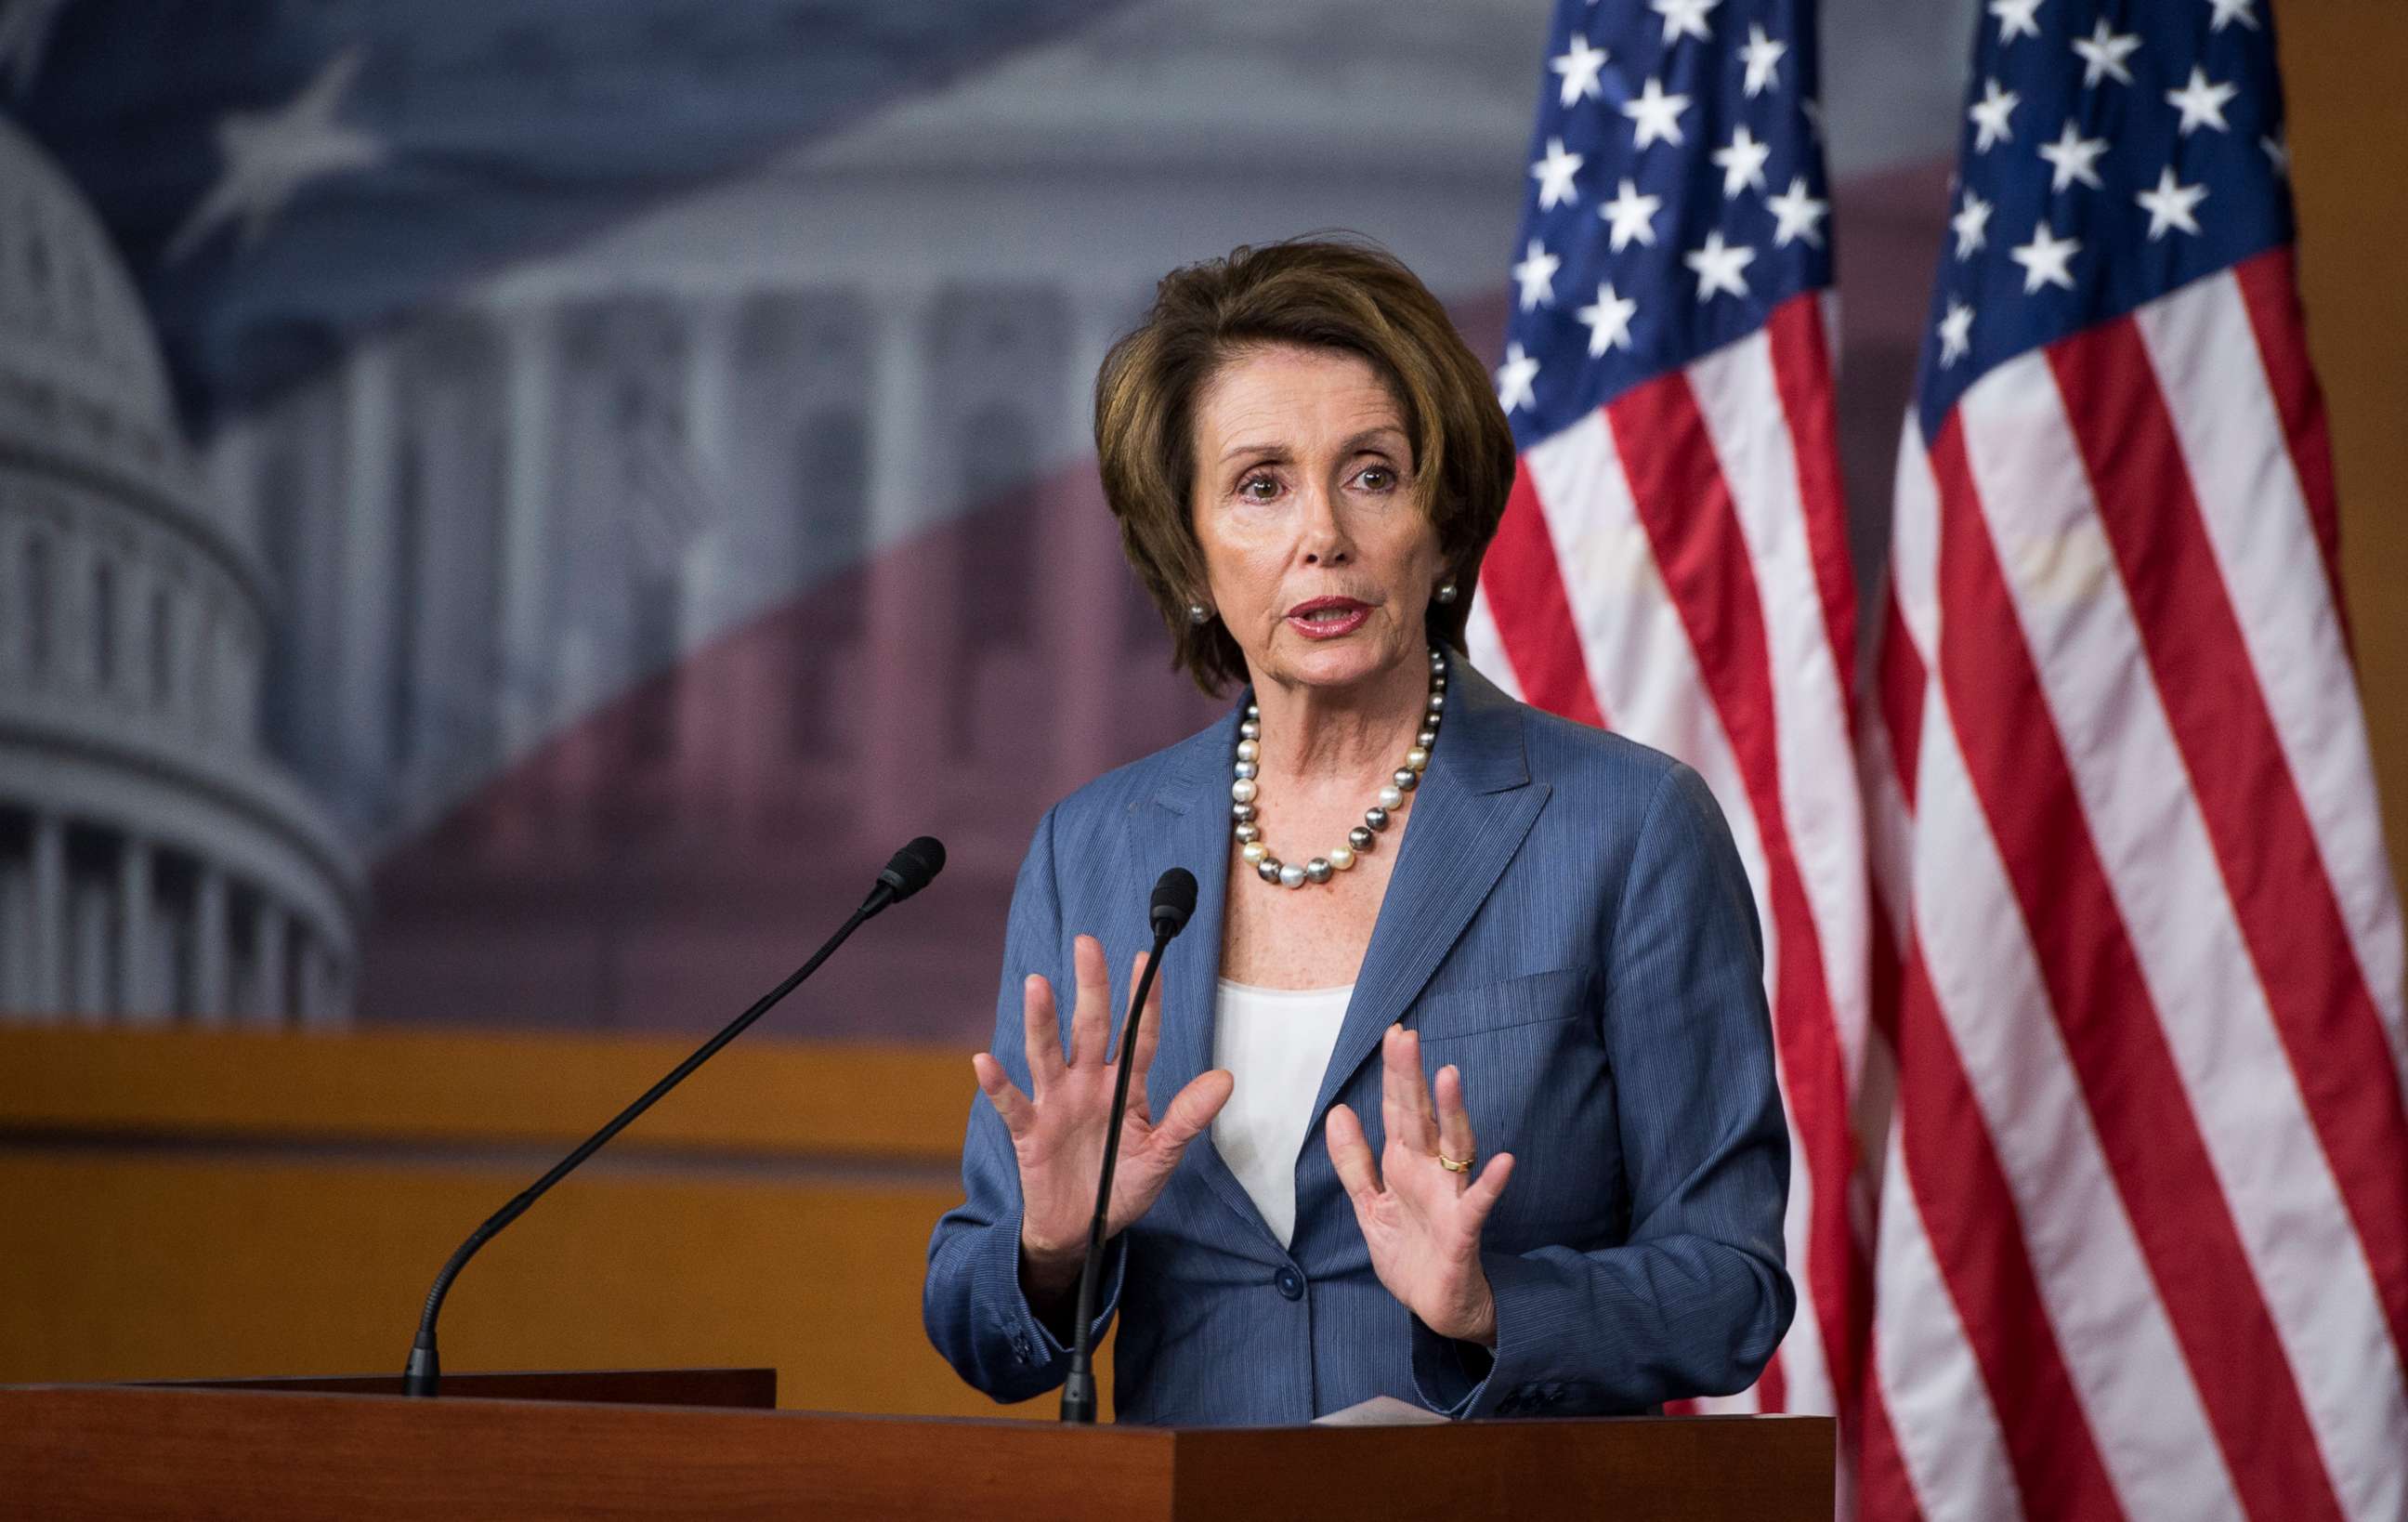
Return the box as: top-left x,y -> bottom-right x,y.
1959,354 -> 2399,1512
1859,704 -> 1914,948
1768,1084 -> 1832,1417
2132,273 -> 2408,1083
1461,594 -> 1518,701
1688,1386 -> 1766,1416
1869,1125 -> 2021,1522
1888,416 -> 1943,663
1689,335 -> 1875,1092
1852,693 -> 1911,1216
1914,675 -> 2246,1521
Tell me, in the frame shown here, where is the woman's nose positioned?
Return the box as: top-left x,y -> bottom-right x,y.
1298,484 -> 1354,566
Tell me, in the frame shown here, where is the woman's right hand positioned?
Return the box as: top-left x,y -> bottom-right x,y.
973,934 -> 1234,1302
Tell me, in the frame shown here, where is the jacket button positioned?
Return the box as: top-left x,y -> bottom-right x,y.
1274,1267 -> 1304,1300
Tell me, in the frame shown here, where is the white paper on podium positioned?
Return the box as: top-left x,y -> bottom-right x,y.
1310,1396 -> 1452,1426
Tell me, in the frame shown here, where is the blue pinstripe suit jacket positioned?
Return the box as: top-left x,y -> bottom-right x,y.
923,655 -> 1793,1424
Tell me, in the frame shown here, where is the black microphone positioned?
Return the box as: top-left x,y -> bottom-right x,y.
872,834 -> 947,908
1060,866 -> 1197,1424
1150,868 -> 1197,938
402,836 -> 947,1397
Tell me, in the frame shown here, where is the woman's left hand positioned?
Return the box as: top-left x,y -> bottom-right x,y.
1324,1025 -> 1516,1346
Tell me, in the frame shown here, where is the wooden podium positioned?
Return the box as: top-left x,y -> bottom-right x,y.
0,1369 -> 1834,1519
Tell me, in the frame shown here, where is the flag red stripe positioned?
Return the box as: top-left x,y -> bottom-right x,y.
2229,248 -> 2349,651
1857,1371 -> 1929,1522
1607,369 -> 1863,1415
2047,321 -> 2408,1367
1895,936 -> 2125,1521
1479,464 -> 1605,728
1878,591 -> 1925,805
1767,296 -> 1862,713
1756,1347 -> 1788,1414
1928,413 -> 2346,1522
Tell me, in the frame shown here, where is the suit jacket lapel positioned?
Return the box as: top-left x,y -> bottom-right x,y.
1135,701 -> 1280,1249
1307,658 -> 1549,1134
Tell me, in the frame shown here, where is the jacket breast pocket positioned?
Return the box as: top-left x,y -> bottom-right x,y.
1408,965 -> 1594,1042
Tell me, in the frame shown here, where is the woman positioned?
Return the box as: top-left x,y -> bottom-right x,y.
923,239 -> 1792,1424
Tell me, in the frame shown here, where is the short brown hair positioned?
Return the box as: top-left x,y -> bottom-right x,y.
1093,237 -> 1516,695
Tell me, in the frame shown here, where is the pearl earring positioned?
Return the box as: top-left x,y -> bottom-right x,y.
1188,602 -> 1212,625
1434,579 -> 1459,605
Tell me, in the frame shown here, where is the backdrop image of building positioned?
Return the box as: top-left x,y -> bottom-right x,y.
0,117 -> 358,1025
183,0 -> 1971,1039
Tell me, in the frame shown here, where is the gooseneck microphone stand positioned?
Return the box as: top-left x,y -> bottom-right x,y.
1060,867 -> 1197,1424
402,836 -> 947,1397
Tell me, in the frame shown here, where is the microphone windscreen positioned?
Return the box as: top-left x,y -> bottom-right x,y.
1150,867 -> 1198,937
878,836 -> 948,902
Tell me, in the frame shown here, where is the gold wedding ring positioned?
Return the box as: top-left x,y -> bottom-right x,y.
1437,1151 -> 1474,1174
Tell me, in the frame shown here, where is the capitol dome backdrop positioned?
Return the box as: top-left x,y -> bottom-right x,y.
0,115 -> 356,1023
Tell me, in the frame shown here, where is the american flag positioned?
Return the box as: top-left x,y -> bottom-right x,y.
1464,0 -> 1869,1452
1860,1 -> 2408,1519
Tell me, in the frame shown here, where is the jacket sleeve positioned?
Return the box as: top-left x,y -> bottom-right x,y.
923,804 -> 1130,1404
1410,761 -> 1797,1417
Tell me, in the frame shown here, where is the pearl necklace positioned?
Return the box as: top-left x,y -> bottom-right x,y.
1231,648 -> 1446,889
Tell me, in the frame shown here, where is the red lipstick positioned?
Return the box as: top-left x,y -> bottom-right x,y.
1285,597 -> 1371,639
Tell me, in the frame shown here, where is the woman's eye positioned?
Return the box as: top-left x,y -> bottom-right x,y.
1359,466 -> 1395,492
1237,475 -> 1278,503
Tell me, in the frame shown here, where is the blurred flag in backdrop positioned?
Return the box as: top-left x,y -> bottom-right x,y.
1,0 -> 1125,426
1858,1 -> 2408,1518
1465,0 -> 1869,1467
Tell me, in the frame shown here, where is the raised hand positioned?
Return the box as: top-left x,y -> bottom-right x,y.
1324,1025 -> 1516,1346
973,934 -> 1234,1301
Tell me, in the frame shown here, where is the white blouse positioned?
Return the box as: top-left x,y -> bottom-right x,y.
1210,977 -> 1354,1248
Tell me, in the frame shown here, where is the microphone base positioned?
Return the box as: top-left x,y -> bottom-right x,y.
1058,1367 -> 1097,1424
403,1345 -> 439,1398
